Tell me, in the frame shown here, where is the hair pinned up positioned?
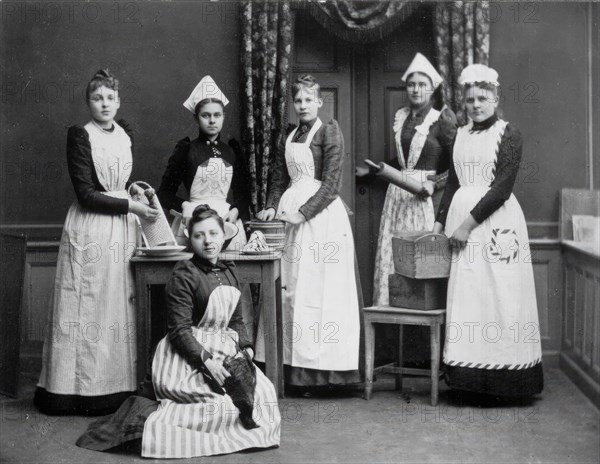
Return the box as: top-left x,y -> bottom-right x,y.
194,98 -> 225,118
187,204 -> 225,238
292,74 -> 321,100
86,68 -> 119,100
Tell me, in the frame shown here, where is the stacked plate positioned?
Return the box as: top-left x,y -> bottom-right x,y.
245,220 -> 286,250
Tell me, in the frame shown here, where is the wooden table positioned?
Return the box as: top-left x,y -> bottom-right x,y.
131,250 -> 284,397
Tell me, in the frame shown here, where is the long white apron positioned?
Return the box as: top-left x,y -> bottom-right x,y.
372,107 -> 440,306
38,121 -> 137,395
255,119 -> 360,371
142,285 -> 280,458
443,119 -> 542,369
177,155 -> 247,251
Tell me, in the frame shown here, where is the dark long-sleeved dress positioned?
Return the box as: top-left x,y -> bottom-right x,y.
141,255 -> 280,457
35,119 -> 138,416
76,254 -> 281,456
437,113 -> 543,397
371,104 -> 457,307
254,118 -> 361,386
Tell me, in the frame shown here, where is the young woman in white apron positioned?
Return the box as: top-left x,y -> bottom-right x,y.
158,76 -> 249,251
356,53 -> 457,307
35,70 -> 160,415
255,75 -> 361,388
157,76 -> 253,340
75,206 -> 280,457
433,64 -> 543,398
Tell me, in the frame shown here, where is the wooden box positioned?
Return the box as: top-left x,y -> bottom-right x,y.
392,232 -> 451,279
388,274 -> 447,310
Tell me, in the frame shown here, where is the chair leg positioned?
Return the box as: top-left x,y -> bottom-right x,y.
430,322 -> 441,406
395,324 -> 403,391
364,321 -> 375,400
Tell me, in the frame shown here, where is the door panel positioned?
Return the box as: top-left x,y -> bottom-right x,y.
290,12 -> 354,227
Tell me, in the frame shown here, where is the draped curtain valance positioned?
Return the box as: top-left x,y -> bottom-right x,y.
296,0 -> 419,43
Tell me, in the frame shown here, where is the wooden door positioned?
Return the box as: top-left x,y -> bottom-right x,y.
290,12 -> 355,227
354,13 -> 435,305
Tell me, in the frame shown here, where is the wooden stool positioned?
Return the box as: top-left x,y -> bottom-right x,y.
363,305 -> 446,406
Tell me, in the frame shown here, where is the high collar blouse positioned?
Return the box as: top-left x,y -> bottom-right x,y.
266,118 -> 345,221
157,131 -> 251,218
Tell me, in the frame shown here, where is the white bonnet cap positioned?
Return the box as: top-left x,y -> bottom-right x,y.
402,53 -> 443,89
183,75 -> 229,113
458,64 -> 500,86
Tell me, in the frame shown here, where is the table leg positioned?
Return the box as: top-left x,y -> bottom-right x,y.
262,262 -> 283,398
430,321 -> 441,406
364,320 -> 375,400
134,268 -> 149,394
396,324 -> 404,392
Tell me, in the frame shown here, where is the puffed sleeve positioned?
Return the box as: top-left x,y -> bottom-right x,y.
435,152 -> 460,227
228,138 -> 251,221
66,125 -> 130,214
157,137 -> 191,213
470,123 -> 523,223
166,261 -> 213,369
298,119 -> 344,221
265,125 -> 293,211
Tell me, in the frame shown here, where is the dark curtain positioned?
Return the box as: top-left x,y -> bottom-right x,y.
240,0 -> 293,214
301,0 -> 418,43
434,1 -> 491,123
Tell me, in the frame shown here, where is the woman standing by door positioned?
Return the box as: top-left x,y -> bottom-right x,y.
255,75 -> 361,390
35,69 -> 159,415
433,64 -> 543,398
357,53 -> 457,306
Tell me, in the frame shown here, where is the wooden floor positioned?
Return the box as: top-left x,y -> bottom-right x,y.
1,362 -> 599,464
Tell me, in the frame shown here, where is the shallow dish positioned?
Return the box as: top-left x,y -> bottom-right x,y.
137,245 -> 187,257
241,249 -> 276,256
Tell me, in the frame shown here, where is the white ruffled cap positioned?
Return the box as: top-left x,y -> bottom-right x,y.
183,75 -> 229,113
402,53 -> 443,89
458,64 -> 500,86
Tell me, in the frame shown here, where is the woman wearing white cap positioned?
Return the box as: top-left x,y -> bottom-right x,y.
357,52 -> 458,307
433,64 -> 543,399
157,75 -> 249,251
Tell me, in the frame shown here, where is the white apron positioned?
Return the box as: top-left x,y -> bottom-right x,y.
255,118 -> 360,371
38,121 -> 137,395
142,285 -> 280,458
372,107 -> 440,306
443,119 -> 542,369
176,155 -> 247,251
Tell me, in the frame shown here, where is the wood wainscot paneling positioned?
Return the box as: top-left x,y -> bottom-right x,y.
21,240 -> 59,358
561,243 -> 600,408
530,239 -> 563,368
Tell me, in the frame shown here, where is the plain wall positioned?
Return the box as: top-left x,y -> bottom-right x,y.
0,0 -> 242,226
489,1 -> 597,231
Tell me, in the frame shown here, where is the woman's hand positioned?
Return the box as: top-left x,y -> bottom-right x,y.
204,358 -> 231,386
278,210 -> 305,225
449,226 -> 470,249
244,347 -> 254,359
448,215 -> 478,249
355,166 -> 370,177
224,207 -> 239,223
256,208 -> 276,221
418,180 -> 436,199
432,222 -> 444,235
129,183 -> 145,202
129,200 -> 160,221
